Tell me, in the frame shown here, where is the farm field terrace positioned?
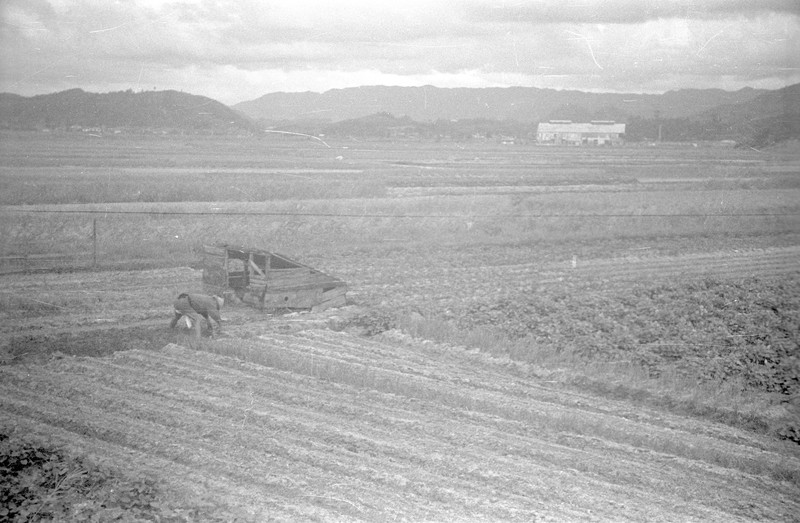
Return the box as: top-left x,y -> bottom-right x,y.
1,131 -> 799,268
1,132 -> 799,520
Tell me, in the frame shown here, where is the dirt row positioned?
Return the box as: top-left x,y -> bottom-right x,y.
3,332 -> 799,521
335,246 -> 800,312
2,246 -> 797,350
563,246 -> 800,286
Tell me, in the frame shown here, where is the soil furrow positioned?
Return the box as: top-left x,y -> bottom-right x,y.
2,245 -> 799,521
7,335 -> 800,520
4,335 -> 799,522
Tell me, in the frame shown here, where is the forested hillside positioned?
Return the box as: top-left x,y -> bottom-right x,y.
0,89 -> 257,134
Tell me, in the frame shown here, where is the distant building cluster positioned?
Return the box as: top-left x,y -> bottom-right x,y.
536,120 -> 626,146
53,125 -> 250,136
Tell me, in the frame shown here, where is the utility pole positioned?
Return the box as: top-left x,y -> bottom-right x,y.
92,218 -> 97,269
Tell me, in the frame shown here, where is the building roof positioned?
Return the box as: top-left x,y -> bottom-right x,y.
537,121 -> 626,134
217,243 -> 314,268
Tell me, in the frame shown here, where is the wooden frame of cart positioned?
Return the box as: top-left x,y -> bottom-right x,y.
202,244 -> 347,312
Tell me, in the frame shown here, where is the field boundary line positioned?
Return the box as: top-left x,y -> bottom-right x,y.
0,318 -> 168,340
3,208 -> 799,218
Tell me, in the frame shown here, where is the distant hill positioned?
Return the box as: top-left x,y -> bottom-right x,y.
261,84 -> 798,146
306,112 -> 529,141
0,89 -> 257,133
701,83 -> 800,147
3,84 -> 796,146
622,83 -> 800,145
234,85 -> 768,124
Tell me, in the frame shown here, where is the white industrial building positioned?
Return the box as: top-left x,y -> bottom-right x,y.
536,120 -> 626,146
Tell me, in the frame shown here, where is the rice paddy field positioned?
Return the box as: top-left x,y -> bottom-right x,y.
1,131 -> 799,521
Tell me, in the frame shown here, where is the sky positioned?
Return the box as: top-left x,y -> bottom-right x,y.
1,0 -> 799,105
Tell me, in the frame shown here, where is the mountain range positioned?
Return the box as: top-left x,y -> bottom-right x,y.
0,89 -> 257,133
233,85 -> 770,124
242,83 -> 799,146
1,84 -> 797,146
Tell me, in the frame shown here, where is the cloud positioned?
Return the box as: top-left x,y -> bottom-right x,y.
466,0 -> 800,25
1,0 -> 798,103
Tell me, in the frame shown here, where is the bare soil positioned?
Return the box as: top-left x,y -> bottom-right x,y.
3,337 -> 800,521
2,245 -> 799,521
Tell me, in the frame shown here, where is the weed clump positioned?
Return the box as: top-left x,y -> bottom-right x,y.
345,308 -> 398,336
0,433 -> 161,521
459,276 -> 800,398
0,433 -> 248,522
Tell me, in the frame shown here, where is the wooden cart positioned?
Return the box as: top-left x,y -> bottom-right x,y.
202,243 -> 347,312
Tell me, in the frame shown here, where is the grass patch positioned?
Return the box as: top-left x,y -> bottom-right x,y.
0,292 -> 71,317
0,168 -> 388,205
394,310 -> 800,445
3,180 -> 798,280
0,432 -> 252,522
2,134 -> 798,269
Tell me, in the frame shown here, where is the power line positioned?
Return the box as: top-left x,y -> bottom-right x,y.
3,209 -> 799,218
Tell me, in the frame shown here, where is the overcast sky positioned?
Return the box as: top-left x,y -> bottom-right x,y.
2,0 -> 798,105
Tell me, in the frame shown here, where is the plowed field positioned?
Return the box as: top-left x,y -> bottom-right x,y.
2,245 -> 799,521
331,245 -> 800,312
2,131 -> 800,521
3,333 -> 799,522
